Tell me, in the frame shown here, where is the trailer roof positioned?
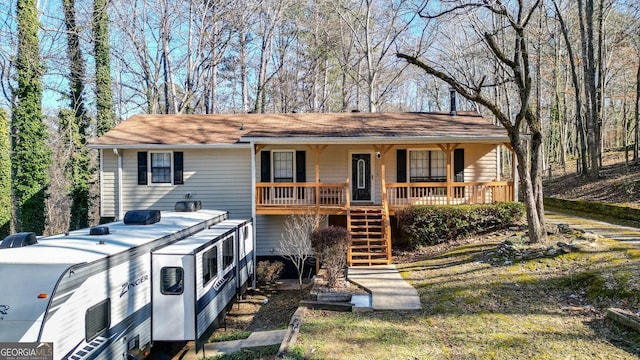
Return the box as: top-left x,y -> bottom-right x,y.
1,210 -> 228,266
153,224 -> 237,255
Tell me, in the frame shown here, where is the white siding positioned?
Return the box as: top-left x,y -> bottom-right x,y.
118,148 -> 252,219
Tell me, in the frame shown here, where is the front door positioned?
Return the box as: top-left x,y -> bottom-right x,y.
351,153 -> 371,202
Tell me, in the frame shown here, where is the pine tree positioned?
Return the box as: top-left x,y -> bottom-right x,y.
0,109 -> 11,238
94,0 -> 115,136
63,0 -> 91,230
11,0 -> 52,234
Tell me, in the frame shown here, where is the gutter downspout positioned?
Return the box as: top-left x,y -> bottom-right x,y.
250,141 -> 257,290
115,148 -> 123,220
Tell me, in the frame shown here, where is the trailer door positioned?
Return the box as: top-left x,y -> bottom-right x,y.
151,253 -> 195,341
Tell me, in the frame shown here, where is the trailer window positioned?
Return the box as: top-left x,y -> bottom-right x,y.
203,247 -> 218,285
161,267 -> 184,295
85,299 -> 110,342
223,236 -> 234,269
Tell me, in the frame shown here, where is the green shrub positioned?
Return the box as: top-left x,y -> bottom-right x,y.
396,202 -> 524,248
310,226 -> 350,288
256,260 -> 284,286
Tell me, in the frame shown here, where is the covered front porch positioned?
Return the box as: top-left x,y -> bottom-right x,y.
255,180 -> 515,214
252,142 -> 517,266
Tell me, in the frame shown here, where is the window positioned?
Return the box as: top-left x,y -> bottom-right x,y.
273,151 -> 294,182
357,159 -> 366,189
202,247 -> 218,285
409,150 -> 446,182
223,236 -> 234,269
85,299 -> 110,342
160,267 -> 184,295
151,153 -> 171,183
137,151 -> 184,185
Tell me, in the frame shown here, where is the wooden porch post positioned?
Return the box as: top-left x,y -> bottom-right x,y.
438,144 -> 458,205
306,145 -> 327,212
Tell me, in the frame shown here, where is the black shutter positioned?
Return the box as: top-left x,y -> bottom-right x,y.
296,151 -> 306,200
173,152 -> 184,185
396,149 -> 407,199
260,151 -> 271,182
396,149 -> 406,182
295,151 -> 306,182
137,152 -> 148,185
454,149 -> 464,182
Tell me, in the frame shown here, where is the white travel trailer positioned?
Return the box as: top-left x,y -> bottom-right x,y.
0,206 -> 254,360
151,219 -> 254,352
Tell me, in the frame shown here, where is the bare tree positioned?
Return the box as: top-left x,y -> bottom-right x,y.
278,213 -> 324,291
398,0 -> 546,243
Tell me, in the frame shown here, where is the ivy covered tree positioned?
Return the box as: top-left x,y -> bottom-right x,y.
63,0 -> 91,230
0,109 -> 11,238
11,0 -> 52,234
59,109 -> 91,230
94,0 -> 115,135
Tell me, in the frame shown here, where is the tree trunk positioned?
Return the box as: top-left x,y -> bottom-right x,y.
635,60 -> 640,162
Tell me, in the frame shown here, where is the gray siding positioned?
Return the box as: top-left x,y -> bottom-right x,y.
115,148 -> 252,219
100,149 -> 118,217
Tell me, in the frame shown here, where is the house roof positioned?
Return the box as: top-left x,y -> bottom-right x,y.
88,111 -> 509,148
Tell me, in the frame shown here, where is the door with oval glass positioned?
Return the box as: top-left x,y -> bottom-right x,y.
351,153 -> 371,202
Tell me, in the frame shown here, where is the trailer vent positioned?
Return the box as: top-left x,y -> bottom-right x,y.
123,210 -> 161,225
0,232 -> 37,248
175,200 -> 202,212
90,226 -> 110,236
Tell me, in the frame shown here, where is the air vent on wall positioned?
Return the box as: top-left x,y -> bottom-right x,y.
175,200 -> 202,212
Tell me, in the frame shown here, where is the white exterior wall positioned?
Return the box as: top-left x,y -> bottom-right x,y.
100,148 -> 252,219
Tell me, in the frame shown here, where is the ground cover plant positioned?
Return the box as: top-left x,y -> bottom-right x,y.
294,231 -> 640,359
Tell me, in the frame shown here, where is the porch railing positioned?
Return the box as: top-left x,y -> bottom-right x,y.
256,182 -> 348,208
256,181 -> 514,209
386,181 -> 514,207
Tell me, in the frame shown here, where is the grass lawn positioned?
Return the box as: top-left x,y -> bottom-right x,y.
293,235 -> 640,359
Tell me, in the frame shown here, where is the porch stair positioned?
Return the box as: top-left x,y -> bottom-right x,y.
347,207 -> 391,266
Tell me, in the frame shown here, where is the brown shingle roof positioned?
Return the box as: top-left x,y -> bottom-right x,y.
89,112 -> 508,147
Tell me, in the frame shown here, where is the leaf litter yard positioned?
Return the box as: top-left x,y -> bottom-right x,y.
294,230 -> 640,359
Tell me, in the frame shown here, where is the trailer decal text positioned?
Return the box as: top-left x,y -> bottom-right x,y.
120,274 -> 149,297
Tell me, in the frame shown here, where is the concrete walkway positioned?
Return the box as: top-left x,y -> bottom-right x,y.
179,330 -> 287,360
546,211 -> 640,246
347,265 -> 422,311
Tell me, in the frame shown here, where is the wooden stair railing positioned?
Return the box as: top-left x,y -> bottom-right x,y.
347,207 -> 392,266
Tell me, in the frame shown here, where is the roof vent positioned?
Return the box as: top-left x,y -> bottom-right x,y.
0,232 -> 37,249
175,200 -> 202,212
90,226 -> 110,236
123,210 -> 161,225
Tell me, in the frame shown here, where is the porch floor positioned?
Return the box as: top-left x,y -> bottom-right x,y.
347,265 -> 422,311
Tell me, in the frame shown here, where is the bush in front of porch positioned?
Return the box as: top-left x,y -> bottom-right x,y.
397,203 -> 525,248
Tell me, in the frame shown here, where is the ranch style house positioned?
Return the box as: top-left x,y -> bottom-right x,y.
89,110 -> 517,267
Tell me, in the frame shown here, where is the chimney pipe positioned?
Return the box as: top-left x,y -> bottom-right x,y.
449,87 -> 457,116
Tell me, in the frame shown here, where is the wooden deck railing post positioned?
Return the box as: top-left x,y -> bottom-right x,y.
345,178 -> 350,210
